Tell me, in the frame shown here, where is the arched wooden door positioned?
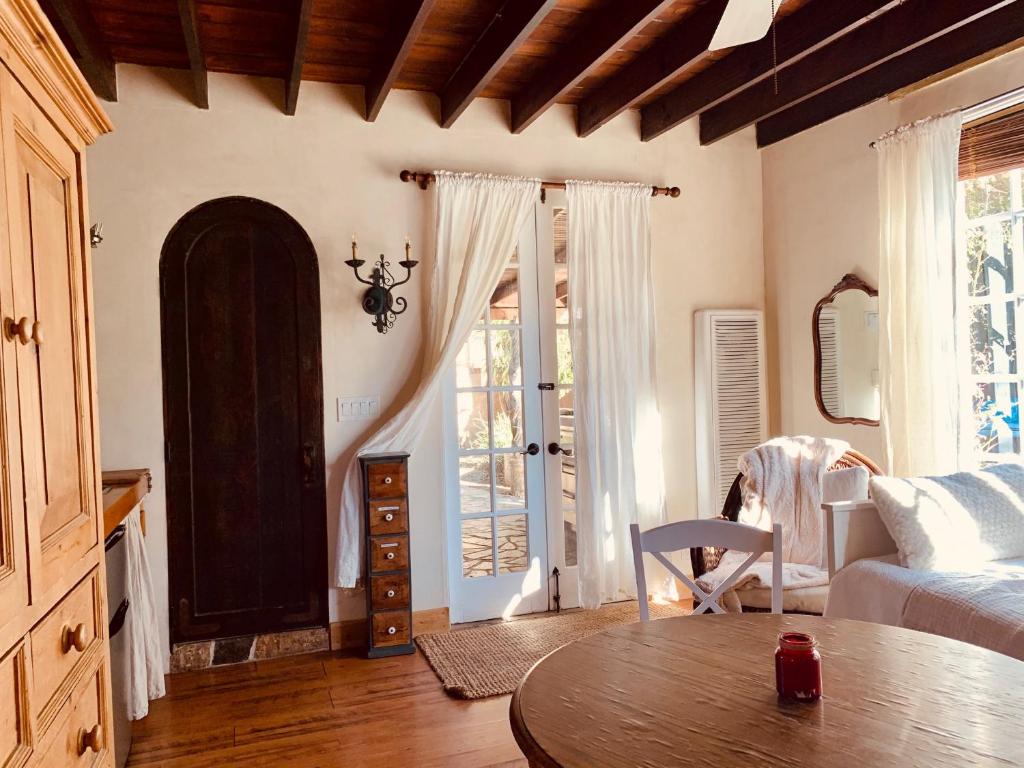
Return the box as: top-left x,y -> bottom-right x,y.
161,197 -> 327,643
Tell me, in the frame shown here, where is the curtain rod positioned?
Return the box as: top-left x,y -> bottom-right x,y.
399,170 -> 681,198
869,85 -> 1024,148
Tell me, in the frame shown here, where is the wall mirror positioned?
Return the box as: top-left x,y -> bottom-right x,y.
813,273 -> 880,426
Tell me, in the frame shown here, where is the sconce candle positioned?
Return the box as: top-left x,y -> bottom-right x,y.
345,237 -> 419,335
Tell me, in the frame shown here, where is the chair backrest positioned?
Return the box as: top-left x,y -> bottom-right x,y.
630,519 -> 782,619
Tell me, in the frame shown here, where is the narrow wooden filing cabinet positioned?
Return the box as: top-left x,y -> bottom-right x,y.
361,453 -> 414,658
0,1 -> 114,766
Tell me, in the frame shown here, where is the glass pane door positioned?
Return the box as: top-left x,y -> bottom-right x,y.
446,212 -> 548,623
538,193 -> 581,610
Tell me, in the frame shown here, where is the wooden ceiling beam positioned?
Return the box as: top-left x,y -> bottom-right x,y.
176,0 -> 208,109
510,0 -> 675,134
365,0 -> 437,122
699,0 -> 1012,145
440,0 -> 558,129
46,0 -> 117,101
756,3 -> 1024,148
576,0 -> 728,138
640,0 -> 895,142
284,0 -> 313,116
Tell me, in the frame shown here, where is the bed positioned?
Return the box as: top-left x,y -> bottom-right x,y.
823,499 -> 1024,661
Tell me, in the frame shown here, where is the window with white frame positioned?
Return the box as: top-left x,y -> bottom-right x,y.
960,166 -> 1024,463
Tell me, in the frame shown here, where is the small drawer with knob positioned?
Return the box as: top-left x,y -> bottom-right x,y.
370,574 -> 411,609
371,611 -> 411,648
31,570 -> 100,724
366,461 -> 407,498
368,499 -> 408,535
37,658 -> 107,767
370,535 -> 409,573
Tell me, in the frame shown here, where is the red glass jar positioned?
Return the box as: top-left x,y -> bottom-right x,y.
775,631 -> 822,702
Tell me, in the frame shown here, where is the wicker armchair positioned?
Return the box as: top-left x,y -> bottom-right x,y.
690,449 -> 882,580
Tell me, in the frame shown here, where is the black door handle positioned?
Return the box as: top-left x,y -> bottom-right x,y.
104,524 -> 126,551
548,442 -> 573,457
521,443 -> 540,456
109,598 -> 130,639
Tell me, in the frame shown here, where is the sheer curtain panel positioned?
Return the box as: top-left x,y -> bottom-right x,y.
566,181 -> 667,609
334,172 -> 539,587
876,112 -> 966,476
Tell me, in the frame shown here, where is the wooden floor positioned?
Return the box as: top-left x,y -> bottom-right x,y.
128,650 -> 527,767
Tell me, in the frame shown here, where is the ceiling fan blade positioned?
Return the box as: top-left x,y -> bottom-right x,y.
709,0 -> 785,52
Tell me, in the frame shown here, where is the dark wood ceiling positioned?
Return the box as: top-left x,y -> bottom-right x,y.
41,0 -> 1024,146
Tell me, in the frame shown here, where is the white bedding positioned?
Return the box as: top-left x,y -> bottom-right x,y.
826,556 -> 1024,660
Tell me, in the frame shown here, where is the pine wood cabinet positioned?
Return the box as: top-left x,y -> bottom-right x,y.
3,68 -> 99,601
0,1 -> 113,766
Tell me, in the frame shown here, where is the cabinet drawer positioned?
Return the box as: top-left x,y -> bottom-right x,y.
368,500 -> 408,535
371,611 -> 411,648
31,572 -> 100,722
369,536 -> 409,573
0,642 -> 30,768
37,660 -> 107,768
370,574 -> 410,610
366,462 -> 407,499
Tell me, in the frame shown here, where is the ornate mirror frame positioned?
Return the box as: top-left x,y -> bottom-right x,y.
812,273 -> 880,427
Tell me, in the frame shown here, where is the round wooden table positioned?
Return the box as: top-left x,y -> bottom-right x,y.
510,614 -> 1024,768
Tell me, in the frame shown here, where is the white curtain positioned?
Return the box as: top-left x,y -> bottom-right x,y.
125,508 -> 165,719
566,180 -> 667,609
334,172 -> 539,587
876,111 -> 966,477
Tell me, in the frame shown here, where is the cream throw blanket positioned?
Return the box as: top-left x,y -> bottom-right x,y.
697,436 -> 849,603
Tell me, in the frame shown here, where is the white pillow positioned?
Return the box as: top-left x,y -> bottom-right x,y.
823,466 -> 870,504
870,463 -> 1024,571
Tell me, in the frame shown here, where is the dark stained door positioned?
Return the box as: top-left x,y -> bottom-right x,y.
161,197 -> 327,643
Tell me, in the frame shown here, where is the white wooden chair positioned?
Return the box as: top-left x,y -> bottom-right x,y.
630,519 -> 782,618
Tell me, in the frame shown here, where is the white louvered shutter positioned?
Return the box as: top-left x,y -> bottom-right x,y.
694,310 -> 768,519
817,308 -> 842,415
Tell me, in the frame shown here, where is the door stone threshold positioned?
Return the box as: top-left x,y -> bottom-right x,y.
169,626 -> 330,673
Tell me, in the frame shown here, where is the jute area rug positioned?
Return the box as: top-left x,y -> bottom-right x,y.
415,600 -> 690,699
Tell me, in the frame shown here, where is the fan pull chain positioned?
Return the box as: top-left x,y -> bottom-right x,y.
771,0 -> 779,96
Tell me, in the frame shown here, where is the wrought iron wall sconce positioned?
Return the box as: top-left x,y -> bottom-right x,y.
345,236 -> 419,334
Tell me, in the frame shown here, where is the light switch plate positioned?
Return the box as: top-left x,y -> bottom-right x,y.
337,396 -> 380,421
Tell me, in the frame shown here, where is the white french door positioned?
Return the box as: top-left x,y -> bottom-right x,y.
446,198 -> 581,622
536,191 -> 581,612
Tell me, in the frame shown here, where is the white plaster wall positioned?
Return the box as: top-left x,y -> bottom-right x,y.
763,48 -> 1024,467
87,65 -> 765,657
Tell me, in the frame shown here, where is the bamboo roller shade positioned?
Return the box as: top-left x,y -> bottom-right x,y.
960,104 -> 1024,180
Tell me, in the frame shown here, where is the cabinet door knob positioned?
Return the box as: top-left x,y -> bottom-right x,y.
384,513 -> 394,522
383,476 -> 393,485
61,623 -> 87,653
387,626 -> 396,635
386,589 -> 396,598
5,317 -> 31,345
386,552 -> 395,560
30,320 -> 42,346
78,724 -> 102,755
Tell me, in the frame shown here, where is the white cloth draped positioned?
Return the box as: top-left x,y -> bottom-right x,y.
697,436 -> 847,602
125,508 -> 166,719
738,436 -> 848,565
334,172 -> 540,587
876,111 -> 966,476
566,180 -> 667,609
